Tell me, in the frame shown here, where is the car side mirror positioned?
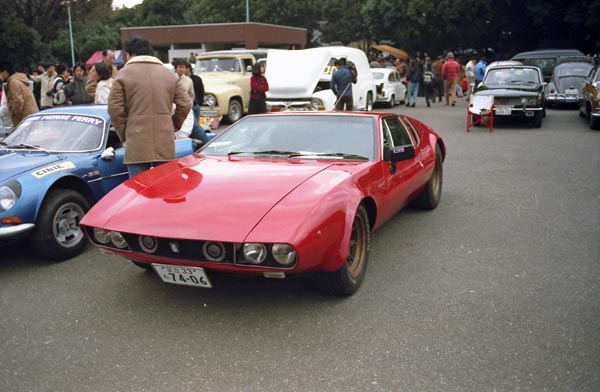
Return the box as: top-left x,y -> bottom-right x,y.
390,145 -> 415,174
246,65 -> 253,72
101,147 -> 116,161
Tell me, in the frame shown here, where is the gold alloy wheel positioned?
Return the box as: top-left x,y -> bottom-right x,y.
346,211 -> 368,279
430,156 -> 441,197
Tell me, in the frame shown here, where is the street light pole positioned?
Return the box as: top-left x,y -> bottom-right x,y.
246,0 -> 249,23
66,1 -> 75,67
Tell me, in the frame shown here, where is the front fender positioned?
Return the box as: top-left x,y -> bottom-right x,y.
245,169 -> 364,273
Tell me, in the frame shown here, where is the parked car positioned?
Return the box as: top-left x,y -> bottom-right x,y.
265,47 -> 377,112
579,64 -> 600,130
372,68 -> 407,107
195,51 -> 261,123
473,65 -> 546,127
511,49 -> 586,82
81,111 -> 446,296
546,58 -> 594,107
0,105 -> 195,261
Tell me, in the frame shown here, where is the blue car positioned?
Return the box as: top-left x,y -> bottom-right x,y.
0,105 -> 197,261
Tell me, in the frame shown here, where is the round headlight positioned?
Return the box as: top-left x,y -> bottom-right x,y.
139,236 -> 158,253
243,243 -> 267,264
272,244 -> 296,266
204,94 -> 217,107
93,228 -> 111,244
110,231 -> 128,249
0,185 -> 17,212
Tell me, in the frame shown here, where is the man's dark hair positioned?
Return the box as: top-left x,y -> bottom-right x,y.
172,58 -> 188,67
95,61 -> 111,81
0,62 -> 15,74
73,62 -> 85,72
56,63 -> 68,75
125,36 -> 154,57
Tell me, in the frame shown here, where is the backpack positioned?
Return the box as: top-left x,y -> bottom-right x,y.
347,60 -> 358,84
51,77 -> 68,105
423,70 -> 435,85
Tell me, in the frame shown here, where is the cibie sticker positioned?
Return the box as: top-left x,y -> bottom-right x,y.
32,162 -> 76,178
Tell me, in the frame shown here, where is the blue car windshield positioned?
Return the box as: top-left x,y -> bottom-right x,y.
2,114 -> 105,152
201,115 -> 376,160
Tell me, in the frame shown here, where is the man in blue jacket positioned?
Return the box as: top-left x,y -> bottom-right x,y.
330,58 -> 355,111
474,58 -> 487,85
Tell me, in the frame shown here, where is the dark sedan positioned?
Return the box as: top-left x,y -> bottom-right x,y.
473,65 -> 545,128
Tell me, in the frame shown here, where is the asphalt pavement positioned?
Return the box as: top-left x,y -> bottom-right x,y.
1,97 -> 599,391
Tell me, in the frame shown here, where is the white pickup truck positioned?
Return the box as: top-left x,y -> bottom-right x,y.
265,46 -> 377,112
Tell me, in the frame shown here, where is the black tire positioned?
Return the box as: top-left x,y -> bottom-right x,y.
225,99 -> 243,123
532,111 -> 543,128
589,107 -> 600,130
388,94 -> 395,108
365,92 -> 374,111
316,205 -> 370,296
30,189 -> 90,261
412,147 -> 443,210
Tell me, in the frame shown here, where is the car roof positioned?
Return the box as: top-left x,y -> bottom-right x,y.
511,49 -> 584,59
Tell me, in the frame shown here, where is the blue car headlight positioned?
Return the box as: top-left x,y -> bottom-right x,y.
0,180 -> 22,213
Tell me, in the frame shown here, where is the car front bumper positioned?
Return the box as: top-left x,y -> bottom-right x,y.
0,223 -> 35,239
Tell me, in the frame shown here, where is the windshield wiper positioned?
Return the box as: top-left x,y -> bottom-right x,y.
228,150 -> 299,156
5,143 -> 49,152
288,152 -> 369,160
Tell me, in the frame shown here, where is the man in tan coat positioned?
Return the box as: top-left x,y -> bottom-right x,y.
108,36 -> 190,178
0,62 -> 39,126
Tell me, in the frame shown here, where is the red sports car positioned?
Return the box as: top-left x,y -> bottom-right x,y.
81,112 -> 445,296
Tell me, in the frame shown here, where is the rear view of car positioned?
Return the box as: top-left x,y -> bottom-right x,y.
546,59 -> 594,107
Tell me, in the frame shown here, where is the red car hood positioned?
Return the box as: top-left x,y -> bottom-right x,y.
90,155 -> 337,242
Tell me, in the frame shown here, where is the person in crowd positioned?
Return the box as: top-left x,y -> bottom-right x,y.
108,36 -> 190,178
465,58 -> 476,100
32,63 -> 45,108
185,62 -> 209,147
94,61 -> 113,104
87,49 -> 119,102
474,57 -> 487,85
330,58 -> 354,111
248,62 -> 269,114
64,62 -> 93,104
405,59 -> 422,107
189,52 -> 197,65
174,59 -> 195,102
0,62 -> 39,126
432,55 -> 444,103
442,52 -> 460,106
31,63 -> 56,109
51,63 -> 71,106
422,58 -> 436,107
395,58 -> 408,78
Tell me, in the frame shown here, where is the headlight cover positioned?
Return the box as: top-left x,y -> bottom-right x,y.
204,94 -> 217,107
0,180 -> 22,213
243,243 -> 267,264
93,228 -> 111,244
272,244 -> 296,266
110,231 -> 129,249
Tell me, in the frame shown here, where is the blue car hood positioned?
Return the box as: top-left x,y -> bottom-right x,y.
0,152 -> 63,182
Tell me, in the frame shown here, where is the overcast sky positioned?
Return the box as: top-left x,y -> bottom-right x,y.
112,0 -> 143,8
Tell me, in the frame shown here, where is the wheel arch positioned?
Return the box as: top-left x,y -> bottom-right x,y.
37,176 -> 95,220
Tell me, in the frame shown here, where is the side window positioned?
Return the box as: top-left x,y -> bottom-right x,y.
382,116 -> 412,148
400,116 -> 420,146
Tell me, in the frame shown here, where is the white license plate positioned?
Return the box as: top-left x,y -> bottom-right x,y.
152,264 -> 212,288
565,89 -> 578,94
495,106 -> 512,115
